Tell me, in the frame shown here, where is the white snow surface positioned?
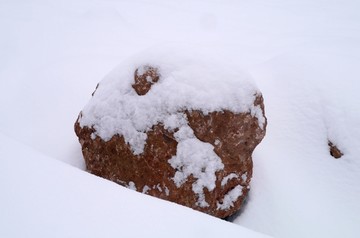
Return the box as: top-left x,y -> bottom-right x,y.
1,0 -> 360,237
78,46 -> 262,153
0,133 -> 269,238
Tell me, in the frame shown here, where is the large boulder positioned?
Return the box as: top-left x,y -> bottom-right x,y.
75,51 -> 266,218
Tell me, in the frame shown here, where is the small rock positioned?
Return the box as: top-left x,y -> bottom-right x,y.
132,65 -> 160,95
328,141 -> 343,159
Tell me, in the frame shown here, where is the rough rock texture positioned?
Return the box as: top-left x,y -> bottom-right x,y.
132,65 -> 160,95
75,66 -> 267,218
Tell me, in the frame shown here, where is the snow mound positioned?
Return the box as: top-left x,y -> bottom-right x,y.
79,46 -> 264,154
0,133 -> 271,238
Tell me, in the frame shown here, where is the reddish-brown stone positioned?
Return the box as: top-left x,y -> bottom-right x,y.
75,66 -> 267,218
132,66 -> 160,95
328,141 -> 343,159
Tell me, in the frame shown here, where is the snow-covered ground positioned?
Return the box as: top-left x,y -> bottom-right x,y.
0,133 -> 269,238
1,0 -> 360,237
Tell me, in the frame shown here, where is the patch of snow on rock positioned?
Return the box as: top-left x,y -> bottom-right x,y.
168,123 -> 224,207
127,181 -> 136,191
241,172 -> 248,181
221,173 -> 239,187
165,186 -> 170,196
142,185 -> 150,194
217,185 -> 243,211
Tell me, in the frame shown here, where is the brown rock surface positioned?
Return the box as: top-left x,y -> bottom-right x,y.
132,65 -> 160,95
75,65 -> 267,218
328,141 -> 343,159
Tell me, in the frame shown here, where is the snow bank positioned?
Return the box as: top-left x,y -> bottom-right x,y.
1,0 -> 360,237
232,47 -> 360,237
0,133 -> 270,238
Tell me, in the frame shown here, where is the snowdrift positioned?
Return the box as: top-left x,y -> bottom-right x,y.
1,0 -> 360,237
0,133 -> 270,238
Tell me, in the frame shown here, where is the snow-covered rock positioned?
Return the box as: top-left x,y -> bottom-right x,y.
75,48 -> 266,218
